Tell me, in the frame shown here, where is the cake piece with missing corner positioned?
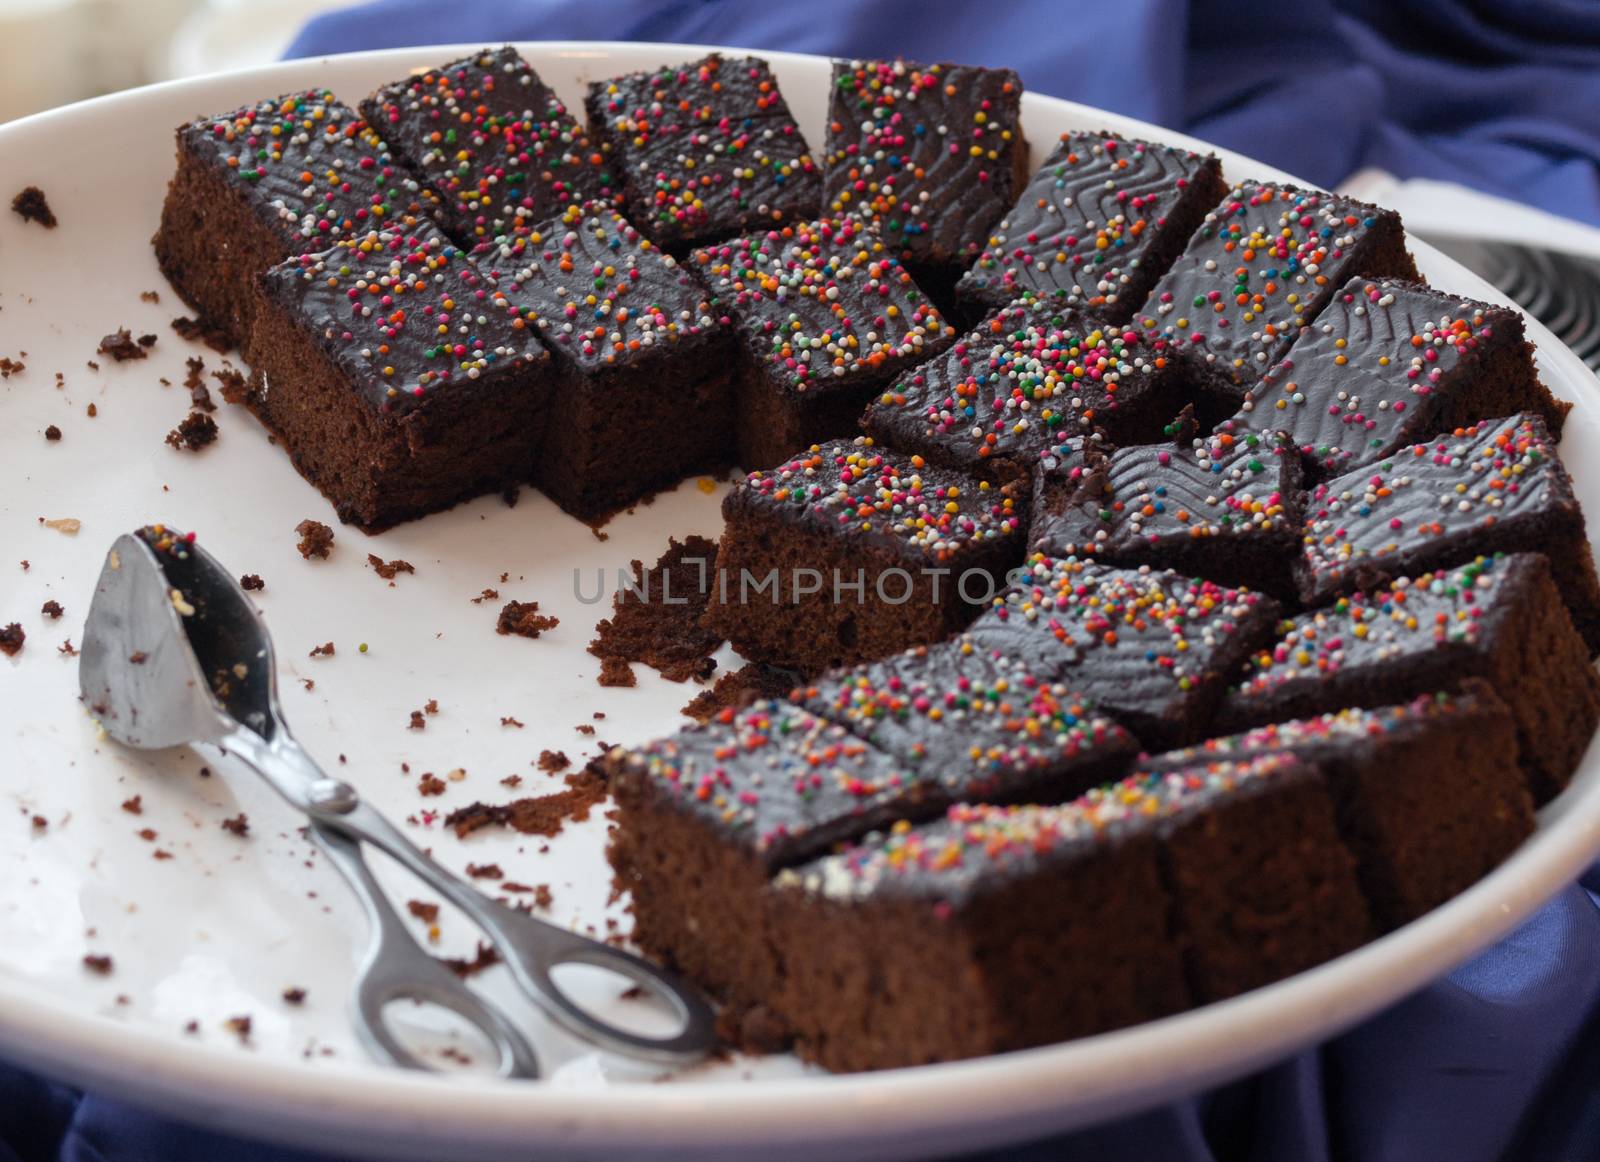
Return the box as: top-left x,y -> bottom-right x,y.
360,46 -> 615,247
692,217 -> 957,470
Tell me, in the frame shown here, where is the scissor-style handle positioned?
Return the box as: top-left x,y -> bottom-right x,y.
310,822 -> 541,1079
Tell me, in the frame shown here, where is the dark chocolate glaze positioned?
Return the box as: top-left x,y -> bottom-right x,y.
691,217 -> 956,400
585,54 -> 822,249
1298,414 -> 1581,604
957,133 -> 1224,319
1217,278 -> 1529,478
360,47 -> 614,246
472,203 -> 727,375
259,227 -> 548,416
1136,184 -> 1404,395
822,60 -> 1025,267
179,89 -> 435,253
862,297 -> 1167,474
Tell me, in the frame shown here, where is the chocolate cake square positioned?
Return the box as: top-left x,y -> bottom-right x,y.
861,296 -> 1184,481
359,46 -> 614,247
155,89 -> 437,346
692,217 -> 958,469
956,132 -> 1227,325
473,204 -> 737,519
1030,429 -> 1304,600
1218,553 -> 1600,803
1217,278 -> 1571,480
241,226 -> 552,531
1144,684 -> 1532,930
1135,183 -> 1419,421
1297,413 -> 1600,650
821,60 -> 1028,297
584,53 -> 822,252
795,637 -> 1140,800
700,438 -> 1028,674
962,556 -> 1282,750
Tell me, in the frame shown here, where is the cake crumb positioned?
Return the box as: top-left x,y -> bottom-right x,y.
40,600 -> 62,620
406,900 -> 440,925
282,987 -> 306,1005
44,425 -> 61,442
140,290 -> 160,303
496,600 -> 558,639
409,710 -> 427,732
537,750 -> 570,773
165,411 -> 218,451
295,520 -> 333,560
471,588 -> 499,604
500,716 -> 523,728
11,186 -> 56,228
442,942 -> 499,979
120,796 -> 142,815
0,357 -> 23,379
82,954 -> 114,975
598,657 -> 635,687
240,574 -> 264,591
465,863 -> 503,880
442,770 -> 607,840
417,772 -> 445,796
211,364 -> 247,404
0,623 -> 24,656
224,1015 -> 252,1044
367,554 -> 414,581
171,315 -> 232,353
98,329 -> 151,362
576,723 -> 596,735
220,813 -> 250,838
308,642 -> 335,658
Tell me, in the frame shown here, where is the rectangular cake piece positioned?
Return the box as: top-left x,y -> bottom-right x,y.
962,556 -> 1282,750
241,225 -> 552,530
1144,684 -> 1532,930
955,132 -> 1227,325
1218,553 -> 1600,803
472,204 -> 737,519
584,53 -> 822,252
155,89 -> 437,346
821,60 -> 1028,299
768,751 -> 1370,1070
1216,278 -> 1571,481
700,438 -> 1028,674
360,46 -> 615,247
861,296 -> 1184,480
1135,183 -> 1420,421
693,217 -> 958,469
794,637 -> 1141,800
1030,425 -> 1304,600
1297,413 -> 1600,651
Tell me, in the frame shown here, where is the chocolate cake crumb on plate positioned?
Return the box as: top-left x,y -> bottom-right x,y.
443,769 -> 607,839
0,624 -> 25,657
366,554 -> 415,582
164,411 -> 218,451
294,520 -> 333,560
588,535 -> 721,683
98,329 -> 152,362
170,316 -> 232,353
40,600 -> 62,619
11,186 -> 56,227
239,574 -> 264,592
44,426 -> 61,442
496,600 -> 558,639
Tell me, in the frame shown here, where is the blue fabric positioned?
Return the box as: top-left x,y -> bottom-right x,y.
10,3 -> 1600,1158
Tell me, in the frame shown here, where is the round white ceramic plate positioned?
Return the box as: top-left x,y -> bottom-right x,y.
2,40 -> 1599,1162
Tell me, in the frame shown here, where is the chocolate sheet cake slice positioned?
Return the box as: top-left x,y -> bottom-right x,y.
585,53 -> 822,252
822,60 -> 1028,299
1218,553 -> 1600,803
956,132 -> 1227,324
474,203 -> 736,520
155,89 -> 436,346
768,752 -> 1370,1070
241,225 -> 551,531
692,217 -> 957,470
360,46 -> 614,247
1216,278 -> 1570,481
1144,684 -> 1532,930
1135,183 -> 1419,421
1030,427 -> 1303,599
700,438 -> 1027,674
962,556 -> 1282,750
861,296 -> 1183,481
1297,413 -> 1600,649
794,637 -> 1141,800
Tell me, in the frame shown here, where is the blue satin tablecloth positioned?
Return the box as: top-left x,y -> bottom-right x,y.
8,2 -> 1600,1158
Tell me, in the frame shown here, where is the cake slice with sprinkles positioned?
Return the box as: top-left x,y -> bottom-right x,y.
584,53 -> 822,252
860,295 -> 1183,481
767,751 -> 1370,1070
155,89 -> 437,346
1030,424 -> 1304,600
962,556 -> 1281,750
473,203 -> 736,520
1296,413 -> 1600,650
1217,553 -> 1600,804
700,437 -> 1028,675
692,217 -> 957,470
240,225 -> 552,531
359,46 -> 614,248
1215,277 -> 1570,481
955,132 -> 1227,325
821,59 -> 1029,300
1144,684 -> 1532,930
793,637 -> 1141,801
1135,182 -> 1419,421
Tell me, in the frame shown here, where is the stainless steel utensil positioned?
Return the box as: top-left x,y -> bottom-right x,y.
78,526 -> 716,1079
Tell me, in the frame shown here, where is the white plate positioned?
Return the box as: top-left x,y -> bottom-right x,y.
2,41 -> 1599,1162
